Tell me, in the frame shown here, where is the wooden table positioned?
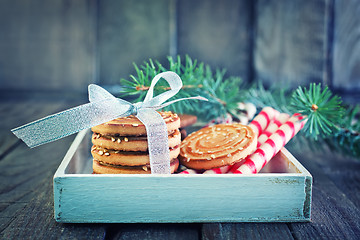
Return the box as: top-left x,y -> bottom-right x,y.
1,100 -> 360,239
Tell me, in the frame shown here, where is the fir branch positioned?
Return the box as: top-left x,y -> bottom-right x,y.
290,83 -> 345,139
246,81 -> 359,158
118,55 -> 359,158
119,55 -> 245,121
245,82 -> 292,113
332,105 -> 360,157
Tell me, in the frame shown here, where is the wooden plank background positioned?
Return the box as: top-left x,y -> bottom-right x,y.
177,0 -> 253,82
254,0 -> 329,88
0,0 -> 96,91
0,0 -> 359,94
332,0 -> 360,91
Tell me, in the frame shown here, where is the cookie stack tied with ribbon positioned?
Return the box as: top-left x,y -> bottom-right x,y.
91,111 -> 181,174
11,71 -> 207,174
179,123 -> 257,170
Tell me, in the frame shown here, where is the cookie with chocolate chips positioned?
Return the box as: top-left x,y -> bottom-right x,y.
179,123 -> 257,170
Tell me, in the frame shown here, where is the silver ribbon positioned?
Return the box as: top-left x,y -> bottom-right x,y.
11,71 -> 207,174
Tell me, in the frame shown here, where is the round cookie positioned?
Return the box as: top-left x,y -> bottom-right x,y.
91,111 -> 180,136
93,158 -> 179,174
179,123 -> 257,170
91,145 -> 180,166
92,129 -> 181,152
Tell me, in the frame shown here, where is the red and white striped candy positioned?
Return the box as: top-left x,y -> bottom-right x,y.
229,113 -> 306,174
178,168 -> 199,174
257,113 -> 290,147
249,107 -> 280,137
201,107 -> 280,175
202,165 -> 232,174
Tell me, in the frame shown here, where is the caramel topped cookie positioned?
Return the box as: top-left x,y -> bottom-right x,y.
91,111 -> 180,136
91,111 -> 181,174
92,129 -> 181,152
93,158 -> 179,174
91,145 -> 180,166
179,123 -> 257,170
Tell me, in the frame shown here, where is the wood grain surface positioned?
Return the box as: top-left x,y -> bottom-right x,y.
0,0 -> 359,93
0,0 -> 96,91
287,145 -> 360,239
1,102 -> 360,239
1,0 -> 360,237
332,0 -> 360,91
254,0 -> 329,88
202,223 -> 295,240
97,0 -> 171,84
177,0 -> 253,82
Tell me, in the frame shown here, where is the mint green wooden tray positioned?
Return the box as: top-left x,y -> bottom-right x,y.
54,129 -> 312,223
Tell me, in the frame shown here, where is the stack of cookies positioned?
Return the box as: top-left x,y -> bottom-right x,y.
179,123 -> 257,170
91,111 -> 181,174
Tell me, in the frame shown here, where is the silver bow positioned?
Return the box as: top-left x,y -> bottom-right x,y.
11,71 -> 207,174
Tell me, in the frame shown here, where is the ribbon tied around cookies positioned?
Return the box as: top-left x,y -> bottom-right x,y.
11,71 -> 207,174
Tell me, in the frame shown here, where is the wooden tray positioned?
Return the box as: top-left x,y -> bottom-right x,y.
53,129 -> 312,223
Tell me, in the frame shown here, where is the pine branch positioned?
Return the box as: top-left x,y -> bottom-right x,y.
118,55 -> 359,159
246,81 -> 359,158
290,83 -> 345,139
119,55 -> 245,121
332,105 -> 360,157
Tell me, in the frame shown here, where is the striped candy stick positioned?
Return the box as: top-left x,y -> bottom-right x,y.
202,107 -> 280,175
227,112 -> 291,173
249,107 -> 280,137
178,169 -> 198,174
202,165 -> 231,174
228,113 -> 306,174
257,113 -> 290,147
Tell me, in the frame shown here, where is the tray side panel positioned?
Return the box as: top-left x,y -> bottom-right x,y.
54,175 -> 310,223
303,175 -> 312,219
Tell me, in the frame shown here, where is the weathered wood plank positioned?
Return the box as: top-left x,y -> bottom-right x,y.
0,102 -> 32,156
98,0 -> 171,84
0,167 -> 106,239
177,0 -> 253,82
290,184 -> 360,239
0,102 -> 65,157
287,149 -> 360,239
0,0 -> 96,91
202,223 -> 294,240
0,102 -> 85,234
1,102 -> 63,130
0,135 -> 76,232
254,0 -> 329,87
289,139 -> 360,209
325,169 -> 360,209
105,223 -> 199,240
332,0 -> 360,91
312,152 -> 360,209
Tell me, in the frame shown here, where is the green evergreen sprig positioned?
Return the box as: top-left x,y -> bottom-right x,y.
119,55 -> 359,158
290,83 -> 345,139
119,55 -> 245,121
246,82 -> 359,158
332,105 -> 360,157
